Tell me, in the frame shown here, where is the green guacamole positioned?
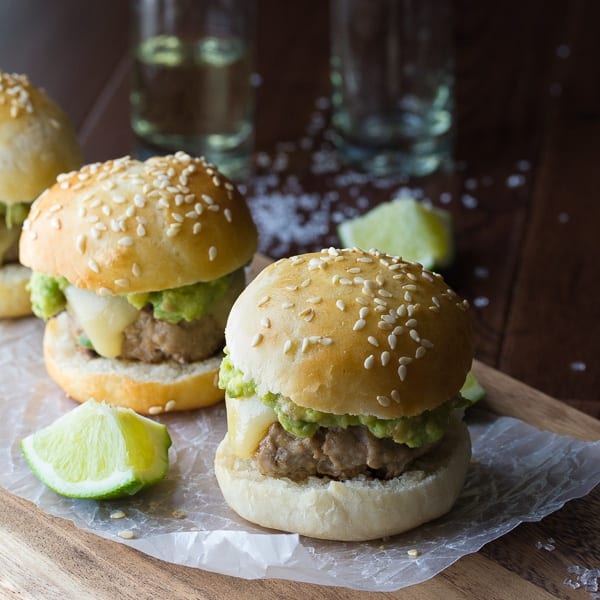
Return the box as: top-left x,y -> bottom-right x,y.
219,354 -> 472,448
0,202 -> 30,229
28,270 -> 235,323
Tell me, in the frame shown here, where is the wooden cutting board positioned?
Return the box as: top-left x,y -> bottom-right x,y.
0,254 -> 598,598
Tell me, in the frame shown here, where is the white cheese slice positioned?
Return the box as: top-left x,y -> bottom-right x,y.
225,394 -> 278,458
64,285 -> 140,358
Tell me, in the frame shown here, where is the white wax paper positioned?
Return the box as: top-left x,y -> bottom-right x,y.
1,317 -> 600,592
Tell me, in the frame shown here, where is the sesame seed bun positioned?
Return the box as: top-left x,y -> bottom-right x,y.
45,312 -> 224,414
19,153 -> 257,294
0,71 -> 82,318
214,418 -> 471,541
0,71 -> 82,206
225,248 -> 473,419
0,263 -> 32,318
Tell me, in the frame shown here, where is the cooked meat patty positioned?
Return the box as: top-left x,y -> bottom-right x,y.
255,422 -> 437,481
68,307 -> 224,364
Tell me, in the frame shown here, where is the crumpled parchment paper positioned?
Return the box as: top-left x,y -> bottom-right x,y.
1,317 -> 599,592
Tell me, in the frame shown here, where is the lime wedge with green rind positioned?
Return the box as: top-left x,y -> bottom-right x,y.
21,399 -> 171,500
338,198 -> 454,270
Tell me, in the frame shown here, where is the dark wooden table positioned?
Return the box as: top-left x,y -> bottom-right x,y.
0,1 -> 598,598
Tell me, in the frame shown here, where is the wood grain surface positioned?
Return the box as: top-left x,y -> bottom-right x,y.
0,0 -> 599,597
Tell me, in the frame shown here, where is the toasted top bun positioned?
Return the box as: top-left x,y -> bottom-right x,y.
19,152 -> 258,293
0,71 -> 82,204
225,248 -> 473,419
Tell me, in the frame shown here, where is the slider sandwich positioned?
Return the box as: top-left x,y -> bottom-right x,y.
0,70 -> 82,317
216,248 -> 474,541
19,152 -> 257,414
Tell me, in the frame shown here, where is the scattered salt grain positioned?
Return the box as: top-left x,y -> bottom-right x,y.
556,44 -> 571,59
465,178 -> 478,190
473,296 -> 490,308
570,361 -> 587,372
249,72 -> 263,87
558,212 -> 570,224
506,174 -> 526,188
461,194 -> 478,209
439,192 -> 452,204
474,266 -> 490,279
517,159 -> 531,172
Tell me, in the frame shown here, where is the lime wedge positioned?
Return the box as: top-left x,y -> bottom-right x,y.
460,370 -> 486,402
21,400 -> 171,499
338,198 -> 454,269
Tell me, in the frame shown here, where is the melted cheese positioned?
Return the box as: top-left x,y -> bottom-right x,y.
225,394 -> 278,458
65,286 -> 140,358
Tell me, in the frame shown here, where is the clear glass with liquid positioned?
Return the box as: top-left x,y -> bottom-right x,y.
330,0 -> 454,177
131,0 -> 255,179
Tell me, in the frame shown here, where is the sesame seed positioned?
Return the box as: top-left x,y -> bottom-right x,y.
397,305 -> 407,317
132,263 -> 141,277
377,395 -> 391,407
257,295 -> 271,307
404,291 -> 413,302
409,329 -> 420,342
98,287 -> 112,296
359,306 -> 370,319
260,317 -> 271,328
378,321 -> 393,331
193,222 -> 202,235
391,390 -> 400,403
402,284 -> 417,291
50,217 -> 61,230
115,278 -> 129,287
306,296 -> 322,304
283,340 -> 293,353
378,289 -> 393,298
299,307 -> 315,322
110,510 -> 126,519
432,296 -> 440,307
286,284 -> 299,291
388,334 -> 397,350
364,355 -> 375,370
399,356 -> 413,365
165,400 -> 177,412
405,318 -> 418,328
118,236 -> 134,246
301,338 -> 310,353
118,530 -> 135,540
224,208 -> 232,222
336,299 -> 345,311
398,365 -> 407,381
300,278 -> 311,288
166,224 -> 181,237
331,274 -> 341,285
251,333 -> 263,347
319,337 -> 333,345
76,235 -> 86,254
347,267 -> 361,274
367,336 -> 379,347
353,319 -> 366,331
407,549 -> 420,558
281,301 -> 295,309
421,338 -> 434,349
88,259 -> 100,273
136,224 -> 146,237
381,351 -> 391,366
355,297 -> 369,306
415,346 -> 427,359
208,246 -> 217,261
171,212 -> 184,223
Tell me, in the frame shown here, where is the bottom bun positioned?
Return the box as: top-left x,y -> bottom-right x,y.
0,264 -> 32,318
215,419 -> 471,541
44,312 -> 224,414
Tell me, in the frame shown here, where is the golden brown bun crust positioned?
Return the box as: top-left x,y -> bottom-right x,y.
0,71 -> 82,204
44,313 -> 224,414
215,419 -> 471,541
20,153 -> 258,293
225,249 -> 473,418
0,264 -> 32,317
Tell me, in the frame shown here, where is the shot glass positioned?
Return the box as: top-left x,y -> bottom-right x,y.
130,0 -> 256,179
330,0 -> 454,177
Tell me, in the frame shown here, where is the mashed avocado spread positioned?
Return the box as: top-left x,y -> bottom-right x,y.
28,271 -> 235,323
0,202 -> 29,229
219,354 -> 472,448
